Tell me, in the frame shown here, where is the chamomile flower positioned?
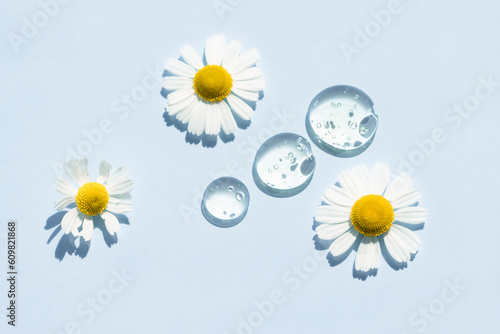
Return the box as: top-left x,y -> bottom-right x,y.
315,163 -> 427,276
163,34 -> 265,137
53,159 -> 133,241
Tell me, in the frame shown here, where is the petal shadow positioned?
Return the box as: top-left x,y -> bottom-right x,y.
327,236 -> 361,267
313,234 -> 333,251
47,226 -> 62,244
55,233 -> 77,261
163,110 -> 188,132
353,265 -> 378,281
219,132 -> 235,143
46,210 -> 131,260
45,211 -> 67,230
394,221 -> 425,231
115,214 -> 130,226
185,132 -> 202,145
75,237 -> 91,258
202,135 -> 217,148
93,215 -> 118,248
233,110 -> 252,130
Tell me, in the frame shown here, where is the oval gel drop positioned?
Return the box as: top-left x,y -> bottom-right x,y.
201,177 -> 250,228
306,85 -> 379,157
253,133 -> 315,197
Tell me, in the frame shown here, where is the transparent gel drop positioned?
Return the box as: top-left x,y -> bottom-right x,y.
253,133 -> 315,197
306,85 -> 379,157
201,177 -> 250,228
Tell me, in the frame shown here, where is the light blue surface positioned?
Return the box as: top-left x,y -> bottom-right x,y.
1,0 -> 499,333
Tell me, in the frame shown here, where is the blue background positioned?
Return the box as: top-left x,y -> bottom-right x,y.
1,0 -> 499,333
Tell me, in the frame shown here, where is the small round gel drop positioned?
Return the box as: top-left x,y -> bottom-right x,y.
201,177 -> 250,228
253,133 -> 315,197
306,85 -> 379,157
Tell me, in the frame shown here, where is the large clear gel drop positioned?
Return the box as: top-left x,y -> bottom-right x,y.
253,133 -> 315,197
306,85 -> 378,157
201,177 -> 250,228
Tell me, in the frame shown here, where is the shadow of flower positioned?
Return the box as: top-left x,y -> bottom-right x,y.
45,206 -> 131,261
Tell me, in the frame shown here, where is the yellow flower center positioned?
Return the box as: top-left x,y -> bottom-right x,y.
193,65 -> 233,102
350,194 -> 394,236
75,182 -> 109,216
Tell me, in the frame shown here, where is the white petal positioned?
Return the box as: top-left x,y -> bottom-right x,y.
204,104 -> 213,135
322,185 -> 356,207
205,34 -> 226,65
54,177 -> 78,196
390,189 -> 421,209
96,160 -> 112,184
230,87 -> 259,102
338,166 -> 367,199
63,159 -> 89,187
163,76 -> 193,91
231,67 -> 263,81
316,222 -> 351,240
106,202 -> 132,214
232,77 -> 266,93
196,104 -> 209,135
226,48 -> 260,75
101,211 -> 121,235
329,229 -> 359,256
106,166 -> 130,187
106,179 -> 134,196
187,102 -> 206,135
315,205 -> 350,224
177,99 -> 200,124
167,86 -> 196,105
164,58 -> 196,78
205,103 -> 222,135
391,225 -> 420,252
383,232 -> 406,263
384,174 -> 413,201
54,196 -> 75,211
61,208 -> 82,235
219,100 -> 237,134
354,236 -> 381,272
110,192 -> 132,201
226,94 -> 253,120
370,163 -> 390,195
70,222 -> 80,237
180,45 -> 204,70
222,40 -> 242,68
352,164 -> 372,196
394,207 -> 427,225
166,94 -> 197,116
76,159 -> 89,179
81,217 -> 94,241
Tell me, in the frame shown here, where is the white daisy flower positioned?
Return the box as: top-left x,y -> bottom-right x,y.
53,159 -> 133,241
315,163 -> 427,277
163,34 -> 265,137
